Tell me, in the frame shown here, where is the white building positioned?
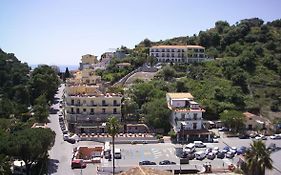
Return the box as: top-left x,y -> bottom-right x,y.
150,45 -> 207,63
166,93 -> 210,142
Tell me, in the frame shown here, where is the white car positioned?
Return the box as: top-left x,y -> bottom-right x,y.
255,134 -> 267,140
212,147 -> 219,154
270,134 -> 281,140
184,143 -> 195,153
213,138 -> 219,143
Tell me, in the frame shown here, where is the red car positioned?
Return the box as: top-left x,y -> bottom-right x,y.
71,159 -> 86,169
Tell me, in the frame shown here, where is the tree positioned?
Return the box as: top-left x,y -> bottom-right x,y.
29,65 -> 60,104
160,65 -> 176,81
106,117 -> 120,175
244,140 -> 273,175
8,128 -> 55,174
0,154 -> 11,175
64,67 -> 70,79
33,94 -> 49,123
122,98 -> 139,120
141,98 -> 171,132
219,110 -> 245,133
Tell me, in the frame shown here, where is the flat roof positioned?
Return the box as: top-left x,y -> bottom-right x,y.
151,45 -> 204,49
167,93 -> 194,100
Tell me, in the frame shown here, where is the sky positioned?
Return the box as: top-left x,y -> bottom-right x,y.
0,0 -> 281,66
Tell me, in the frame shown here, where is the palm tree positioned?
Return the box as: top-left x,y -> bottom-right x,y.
106,116 -> 120,175
245,140 -> 273,175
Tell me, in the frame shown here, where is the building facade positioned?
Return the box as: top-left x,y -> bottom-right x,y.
64,84 -> 122,133
243,112 -> 271,131
150,45 -> 207,63
79,54 -> 98,70
166,93 -> 210,142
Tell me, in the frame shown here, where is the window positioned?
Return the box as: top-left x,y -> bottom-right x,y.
167,53 -> 170,57
102,100 -> 106,106
83,108 -> 86,112
156,49 -> 159,52
171,53 -> 174,57
162,53 -> 165,57
71,100 -> 74,105
151,49 -> 154,52
90,108 -> 94,114
71,108 -> 74,113
178,49 -> 181,52
166,49 -> 170,52
151,53 -> 154,57
83,100 -> 86,104
113,108 -> 117,114
77,100 -> 80,105
156,53 -> 159,57
76,108 -> 80,114
193,113 -> 198,120
162,49 -> 165,52
113,100 -> 117,106
171,49 -> 174,52
193,123 -> 197,129
102,108 -> 106,114
181,114 -> 185,120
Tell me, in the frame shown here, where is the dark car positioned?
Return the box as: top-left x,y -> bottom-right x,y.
104,151 -> 112,159
139,161 -> 156,165
186,153 -> 195,160
66,138 -> 76,144
239,134 -> 250,139
217,152 -> 225,159
159,160 -> 176,165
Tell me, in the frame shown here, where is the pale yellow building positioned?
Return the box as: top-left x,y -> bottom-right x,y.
79,54 -> 98,70
64,84 -> 122,133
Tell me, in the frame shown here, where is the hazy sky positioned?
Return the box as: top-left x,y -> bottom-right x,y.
0,0 -> 280,66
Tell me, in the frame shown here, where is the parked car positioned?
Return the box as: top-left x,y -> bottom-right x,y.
218,127 -> 229,131
71,159 -> 86,169
186,153 -> 195,160
63,129 -> 68,134
63,134 -> 69,141
212,147 -> 219,155
66,138 -> 76,144
195,151 -> 206,160
270,134 -> 281,140
226,151 -> 235,159
159,160 -> 176,165
217,152 -> 225,159
230,147 -> 237,154
207,152 -> 216,160
222,146 -> 230,153
184,143 -> 195,153
194,141 -> 206,148
104,151 -> 112,159
255,134 -> 267,140
237,146 -> 247,155
267,143 -> 277,152
212,137 -> 219,143
239,134 -> 250,139
139,161 -> 156,165
205,148 -> 212,154
180,152 -> 195,160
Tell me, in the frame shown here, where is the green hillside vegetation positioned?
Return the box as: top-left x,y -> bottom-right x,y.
0,49 -> 59,174
119,18 -> 281,132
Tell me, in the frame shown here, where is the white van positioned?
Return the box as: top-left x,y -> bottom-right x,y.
193,141 -> 206,148
195,151 -> 206,160
184,143 -> 195,153
114,148 -> 121,159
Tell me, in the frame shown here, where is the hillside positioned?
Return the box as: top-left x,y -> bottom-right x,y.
133,18 -> 281,121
